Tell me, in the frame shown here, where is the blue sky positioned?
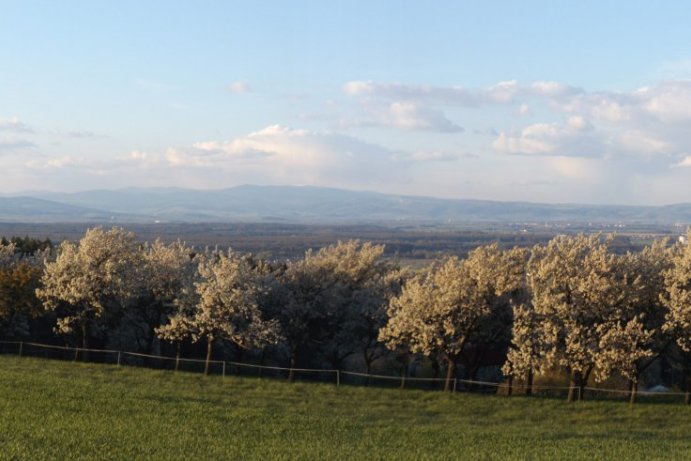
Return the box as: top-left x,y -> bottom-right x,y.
2,1 -> 691,204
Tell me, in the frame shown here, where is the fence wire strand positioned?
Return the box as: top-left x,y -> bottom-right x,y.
1,340 -> 688,399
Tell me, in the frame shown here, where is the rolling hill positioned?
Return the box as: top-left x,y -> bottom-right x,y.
0,185 -> 689,224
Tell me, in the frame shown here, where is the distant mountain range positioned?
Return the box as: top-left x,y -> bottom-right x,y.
0,185 -> 690,225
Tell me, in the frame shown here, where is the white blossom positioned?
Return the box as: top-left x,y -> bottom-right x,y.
663,232 -> 691,353
36,227 -> 141,345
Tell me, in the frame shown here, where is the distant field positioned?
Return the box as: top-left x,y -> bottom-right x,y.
0,221 -> 673,262
0,356 -> 689,460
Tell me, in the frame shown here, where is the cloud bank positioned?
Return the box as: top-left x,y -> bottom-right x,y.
4,77 -> 691,205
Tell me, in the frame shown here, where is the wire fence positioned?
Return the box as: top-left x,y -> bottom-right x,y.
0,340 -> 688,403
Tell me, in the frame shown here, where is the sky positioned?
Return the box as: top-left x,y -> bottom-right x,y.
2,1 -> 691,205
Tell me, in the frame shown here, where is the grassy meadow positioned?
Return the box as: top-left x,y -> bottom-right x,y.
0,355 -> 689,460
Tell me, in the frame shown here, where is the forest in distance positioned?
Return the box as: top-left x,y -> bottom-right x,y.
0,221 -> 684,263
1,226 -> 691,405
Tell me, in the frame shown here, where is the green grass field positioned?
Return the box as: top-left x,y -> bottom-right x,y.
0,356 -> 689,460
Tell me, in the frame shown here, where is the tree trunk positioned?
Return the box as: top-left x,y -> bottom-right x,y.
258,349 -> 266,378
577,367 -> 593,402
526,370 -> 534,396
330,353 -> 346,374
685,377 -> 691,405
77,320 -> 89,362
234,346 -> 245,362
288,353 -> 296,382
204,337 -> 213,375
568,371 -> 583,402
629,380 -> 638,406
567,383 -> 576,403
364,349 -> 375,387
444,357 -> 456,392
465,347 -> 486,391
400,360 -> 409,389
507,375 -> 513,396
233,347 -> 245,377
146,332 -> 156,355
175,342 -> 181,372
432,360 -> 441,390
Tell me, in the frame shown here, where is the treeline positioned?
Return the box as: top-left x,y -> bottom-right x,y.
0,236 -> 53,255
2,222 -> 655,261
1,228 -> 690,403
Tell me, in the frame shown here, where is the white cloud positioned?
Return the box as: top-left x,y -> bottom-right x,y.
493,126 -> 556,156
0,138 -> 36,157
126,150 -> 161,167
343,79 -> 691,127
676,155 -> 691,167
336,104 -> 463,133
228,81 -> 252,94
24,154 -> 105,171
342,80 -> 373,95
469,79 -> 691,163
616,130 -> 670,155
351,102 -> 463,132
530,81 -> 582,98
492,118 -> 602,157
45,156 -> 77,169
122,125 -> 409,188
344,79 -> 583,106
6,125 -> 427,193
487,80 -> 520,103
0,139 -> 35,152
0,117 -> 32,133
640,81 -> 691,123
566,115 -> 593,131
589,98 -> 632,123
343,81 -> 479,105
554,80 -> 691,127
518,103 -> 531,117
400,150 -> 475,162
8,78 -> 691,204
547,157 -> 601,180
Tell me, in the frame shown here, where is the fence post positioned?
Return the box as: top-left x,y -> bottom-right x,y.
18,342 -> 23,357
336,370 -> 340,387
117,351 -> 121,366
453,378 -> 457,393
222,361 -> 226,378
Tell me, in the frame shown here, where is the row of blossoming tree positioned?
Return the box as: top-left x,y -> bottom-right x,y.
1,227 -> 690,403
